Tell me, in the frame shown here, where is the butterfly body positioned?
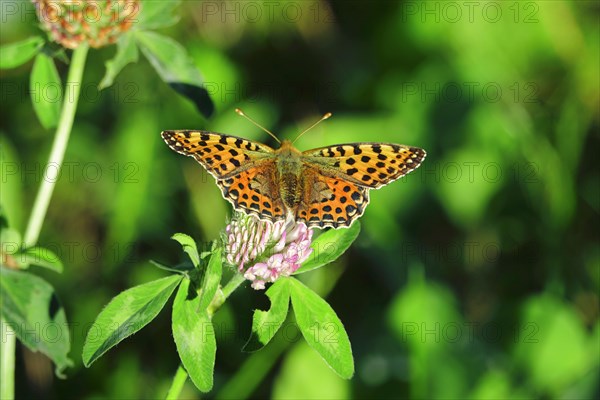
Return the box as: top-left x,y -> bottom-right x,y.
162,130 -> 426,229
273,140 -> 306,211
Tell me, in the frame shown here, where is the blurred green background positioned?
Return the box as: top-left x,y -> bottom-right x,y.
1,0 -> 599,398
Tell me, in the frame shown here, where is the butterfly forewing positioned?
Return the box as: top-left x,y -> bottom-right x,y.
161,130 -> 275,179
302,143 -> 426,188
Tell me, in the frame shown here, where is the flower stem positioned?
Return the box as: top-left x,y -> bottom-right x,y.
221,273 -> 246,300
23,44 -> 89,248
165,365 -> 188,400
0,320 -> 16,400
207,273 -> 245,316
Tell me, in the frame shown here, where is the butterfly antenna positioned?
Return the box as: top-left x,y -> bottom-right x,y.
292,112 -> 332,144
235,108 -> 280,144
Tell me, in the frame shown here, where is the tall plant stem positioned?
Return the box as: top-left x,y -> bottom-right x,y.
23,44 -> 89,247
0,321 -> 16,400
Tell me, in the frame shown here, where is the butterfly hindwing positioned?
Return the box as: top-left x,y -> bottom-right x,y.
216,163 -> 287,223
302,143 -> 426,189
296,166 -> 370,228
161,130 -> 275,179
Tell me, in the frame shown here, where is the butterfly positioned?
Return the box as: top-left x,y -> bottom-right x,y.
162,110 -> 426,229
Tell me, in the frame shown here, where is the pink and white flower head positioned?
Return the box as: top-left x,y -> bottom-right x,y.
224,214 -> 313,290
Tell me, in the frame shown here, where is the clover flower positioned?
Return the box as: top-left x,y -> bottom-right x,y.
32,0 -> 139,49
224,214 -> 313,290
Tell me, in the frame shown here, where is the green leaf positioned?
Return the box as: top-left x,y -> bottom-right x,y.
0,37 -> 44,69
30,53 -> 62,129
136,1 -> 181,29
135,31 -> 214,118
199,249 -> 222,312
295,221 -> 361,274
171,233 -> 200,268
244,278 -> 291,352
172,278 -> 216,392
288,278 -> 354,379
99,32 -> 138,90
0,267 -> 73,376
16,247 -> 63,273
82,275 -> 182,367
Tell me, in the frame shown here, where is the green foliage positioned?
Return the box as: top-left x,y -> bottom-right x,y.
0,267 -> 72,376
135,30 -> 214,117
171,233 -> 201,268
243,272 -> 356,380
30,53 -> 61,129
135,31 -> 204,86
244,278 -> 291,352
0,37 -> 43,69
82,275 -> 182,367
0,215 -> 70,377
13,246 -> 64,272
135,1 -> 181,30
80,223 -> 358,393
82,236 -> 221,392
199,248 -> 222,313
296,221 -> 361,274
99,32 -> 138,90
172,279 -> 216,392
288,278 -> 354,379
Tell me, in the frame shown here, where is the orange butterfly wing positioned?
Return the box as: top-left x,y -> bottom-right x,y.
297,143 -> 426,228
296,167 -> 370,228
161,130 -> 287,222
